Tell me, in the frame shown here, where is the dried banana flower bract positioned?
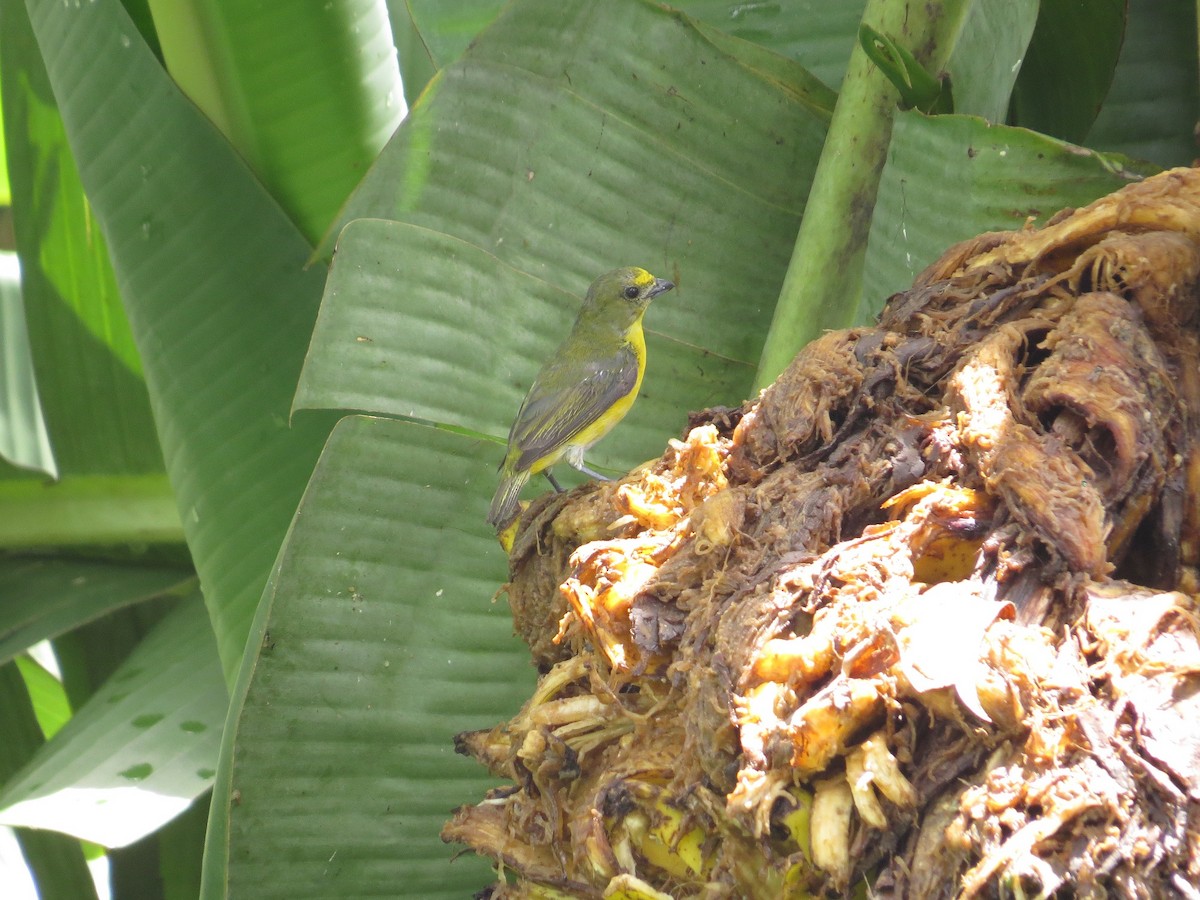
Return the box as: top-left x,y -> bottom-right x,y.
446,169 -> 1200,899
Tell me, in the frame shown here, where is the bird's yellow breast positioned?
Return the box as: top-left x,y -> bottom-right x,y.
561,320 -> 646,452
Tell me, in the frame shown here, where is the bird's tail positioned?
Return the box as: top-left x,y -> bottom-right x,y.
487,468 -> 530,529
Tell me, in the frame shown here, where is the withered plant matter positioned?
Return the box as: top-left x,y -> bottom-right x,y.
447,168 -> 1200,899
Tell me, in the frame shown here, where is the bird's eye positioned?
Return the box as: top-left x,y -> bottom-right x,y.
623,285 -> 640,299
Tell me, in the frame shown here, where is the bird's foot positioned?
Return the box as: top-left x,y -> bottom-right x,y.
572,461 -> 612,482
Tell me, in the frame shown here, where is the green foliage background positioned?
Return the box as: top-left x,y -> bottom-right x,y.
0,0 -> 1193,896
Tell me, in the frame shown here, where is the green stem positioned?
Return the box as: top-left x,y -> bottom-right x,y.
754,0 -> 970,388
0,474 -> 182,547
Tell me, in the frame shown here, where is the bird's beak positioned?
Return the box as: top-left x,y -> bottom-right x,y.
649,278 -> 675,297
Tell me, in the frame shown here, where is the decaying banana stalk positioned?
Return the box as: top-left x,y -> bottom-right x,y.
445,168 -> 1200,898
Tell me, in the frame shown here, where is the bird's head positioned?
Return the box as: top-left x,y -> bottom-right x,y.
585,267 -> 675,323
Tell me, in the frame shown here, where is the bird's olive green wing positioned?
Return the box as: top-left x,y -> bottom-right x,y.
510,344 -> 639,471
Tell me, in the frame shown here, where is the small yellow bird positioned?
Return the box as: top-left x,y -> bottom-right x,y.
487,267 -> 675,529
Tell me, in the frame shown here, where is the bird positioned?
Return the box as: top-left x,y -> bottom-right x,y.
487,266 -> 675,529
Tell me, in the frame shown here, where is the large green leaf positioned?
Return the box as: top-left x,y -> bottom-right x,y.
860,111 -> 1157,313
7,819 -> 98,900
0,253 -> 54,477
1007,0 -> 1125,145
0,0 -> 162,479
0,76 -> 9,207
0,596 -> 224,848
1085,0 -> 1198,168
148,0 -> 405,244
675,0 -> 868,89
100,793 -> 209,900
0,556 -> 193,666
204,417 -> 533,898
317,0 -> 835,275
386,0 -> 504,103
51,595 -> 183,713
943,0 -> 1038,122
23,0 -> 339,681
157,796 -> 208,900
387,0 -> 870,108
14,653 -> 70,738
